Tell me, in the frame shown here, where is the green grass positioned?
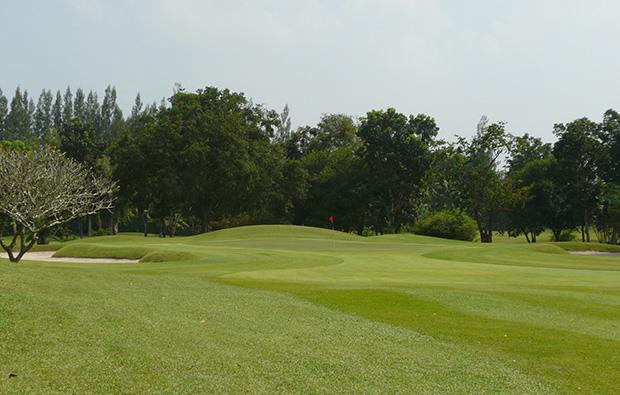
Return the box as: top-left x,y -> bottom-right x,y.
1,225 -> 620,393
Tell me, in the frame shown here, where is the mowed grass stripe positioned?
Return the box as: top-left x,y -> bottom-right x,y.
227,280 -> 619,395
0,263 -> 557,394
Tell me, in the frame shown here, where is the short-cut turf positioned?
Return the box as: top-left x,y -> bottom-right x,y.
1,225 -> 619,394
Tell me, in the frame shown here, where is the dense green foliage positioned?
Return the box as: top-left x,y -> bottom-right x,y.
1,84 -> 620,244
413,209 -> 478,241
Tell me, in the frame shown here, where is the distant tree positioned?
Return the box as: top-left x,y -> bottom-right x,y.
58,117 -> 103,167
126,92 -> 145,132
508,133 -> 552,173
440,117 -> 516,242
111,87 -> 278,234
357,108 -> 437,233
62,86 -> 73,125
552,117 -> 603,242
101,85 -> 124,140
84,91 -> 101,132
309,113 -> 358,153
0,88 -> 8,139
73,88 -> 86,120
506,158 -> 555,242
599,109 -> 620,184
0,147 -> 115,262
594,183 -> 620,245
52,90 -> 63,130
109,115 -> 184,236
274,104 -> 292,143
33,89 -> 54,140
6,87 -> 33,140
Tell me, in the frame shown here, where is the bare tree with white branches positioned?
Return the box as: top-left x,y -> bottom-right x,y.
0,147 -> 115,262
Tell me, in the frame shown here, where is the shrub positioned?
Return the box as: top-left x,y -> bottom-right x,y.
413,210 -> 478,241
361,226 -> 376,237
550,229 -> 576,242
91,228 -> 109,237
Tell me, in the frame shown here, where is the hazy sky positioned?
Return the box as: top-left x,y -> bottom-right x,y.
2,0 -> 619,142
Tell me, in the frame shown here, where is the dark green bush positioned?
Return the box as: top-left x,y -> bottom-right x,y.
413,210 -> 478,241
361,226 -> 376,237
550,229 -> 576,242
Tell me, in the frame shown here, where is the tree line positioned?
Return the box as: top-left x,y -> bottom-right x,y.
1,85 -> 619,244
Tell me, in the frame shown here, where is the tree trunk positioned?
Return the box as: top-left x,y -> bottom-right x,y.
488,212 -> 494,243
531,232 -> 537,243
109,208 -> 115,235
524,232 -> 531,243
144,211 -> 148,237
88,215 -> 92,237
584,211 -> 591,243
202,203 -> 212,233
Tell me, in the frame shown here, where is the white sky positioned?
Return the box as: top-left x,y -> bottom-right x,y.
2,0 -> 619,142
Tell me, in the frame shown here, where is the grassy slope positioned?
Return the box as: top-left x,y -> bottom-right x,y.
1,225 -> 619,394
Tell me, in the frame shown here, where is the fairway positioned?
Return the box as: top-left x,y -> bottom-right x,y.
1,225 -> 619,394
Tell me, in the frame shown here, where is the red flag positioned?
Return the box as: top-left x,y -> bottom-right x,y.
329,216 -> 334,223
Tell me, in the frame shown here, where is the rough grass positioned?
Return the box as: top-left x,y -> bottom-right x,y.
1,225 -> 620,394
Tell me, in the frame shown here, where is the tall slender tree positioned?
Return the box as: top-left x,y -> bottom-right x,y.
52,90 -> 63,130
62,86 -> 73,125
33,89 -> 53,140
0,88 -> 8,139
73,88 -> 86,120
6,87 -> 32,140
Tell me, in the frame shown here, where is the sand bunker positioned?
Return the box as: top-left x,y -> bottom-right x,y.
0,251 -> 139,263
568,250 -> 620,257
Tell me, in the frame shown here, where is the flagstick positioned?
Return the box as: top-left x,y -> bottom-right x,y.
332,224 -> 335,250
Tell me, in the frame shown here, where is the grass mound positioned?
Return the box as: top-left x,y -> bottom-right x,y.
191,224 -> 360,242
53,244 -> 150,260
139,250 -> 201,263
526,244 -> 570,255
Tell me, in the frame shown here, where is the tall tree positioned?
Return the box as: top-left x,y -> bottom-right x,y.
52,90 -> 63,130
62,86 -> 73,125
73,88 -> 86,120
126,92 -> 144,132
101,85 -> 124,140
84,91 -> 101,132
552,117 -> 603,242
0,88 -> 8,139
274,104 -> 292,143
58,117 -> 103,168
440,117 -> 514,242
357,108 -> 437,233
599,109 -> 620,184
508,133 -> 552,173
33,89 -> 54,140
6,87 -> 32,140
111,87 -> 278,234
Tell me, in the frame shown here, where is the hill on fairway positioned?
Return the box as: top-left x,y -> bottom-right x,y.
1,225 -> 619,394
